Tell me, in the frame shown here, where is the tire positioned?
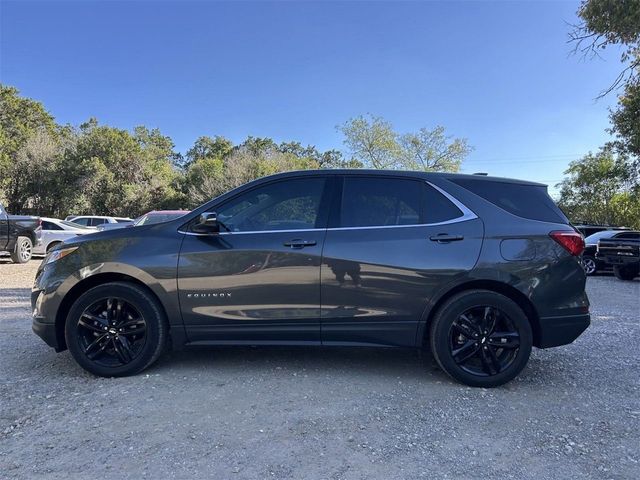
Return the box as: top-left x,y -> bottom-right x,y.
581,255 -> 597,276
613,265 -> 639,281
429,290 -> 533,388
46,241 -> 62,253
65,282 -> 168,377
10,236 -> 33,263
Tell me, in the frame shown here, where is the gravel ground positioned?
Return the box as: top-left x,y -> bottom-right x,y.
0,259 -> 638,480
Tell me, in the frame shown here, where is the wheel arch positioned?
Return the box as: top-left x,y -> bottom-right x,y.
418,279 -> 542,348
54,273 -> 172,351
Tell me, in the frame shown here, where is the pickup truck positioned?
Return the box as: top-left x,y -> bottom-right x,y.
0,202 -> 42,263
596,231 -> 640,281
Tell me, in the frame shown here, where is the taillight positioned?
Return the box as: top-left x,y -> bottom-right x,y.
549,231 -> 585,256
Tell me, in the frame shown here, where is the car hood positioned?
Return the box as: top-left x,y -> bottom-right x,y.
62,223 -> 157,246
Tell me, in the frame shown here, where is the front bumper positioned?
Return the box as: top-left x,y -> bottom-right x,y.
32,316 -> 61,350
537,313 -> 590,348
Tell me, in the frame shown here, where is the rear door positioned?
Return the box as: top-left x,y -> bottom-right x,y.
320,175 -> 484,347
178,176 -> 333,344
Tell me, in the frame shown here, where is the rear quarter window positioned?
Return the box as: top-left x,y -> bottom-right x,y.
451,179 -> 568,224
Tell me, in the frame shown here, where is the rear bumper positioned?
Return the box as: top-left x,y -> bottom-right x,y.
537,313 -> 590,348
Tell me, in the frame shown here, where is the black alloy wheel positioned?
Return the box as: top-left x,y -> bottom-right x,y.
449,306 -> 520,376
429,290 -> 532,387
65,282 -> 168,377
77,297 -> 147,367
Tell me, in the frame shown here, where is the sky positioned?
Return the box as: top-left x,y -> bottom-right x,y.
0,0 -> 625,193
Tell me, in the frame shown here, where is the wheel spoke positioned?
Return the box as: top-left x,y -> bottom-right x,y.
106,298 -> 114,322
115,300 -> 123,324
452,321 -> 477,340
482,307 -> 496,334
452,340 -> 480,364
479,347 -> 494,375
79,314 -> 108,333
485,346 -> 502,374
112,336 -> 133,364
85,334 -> 109,359
488,332 -> 520,349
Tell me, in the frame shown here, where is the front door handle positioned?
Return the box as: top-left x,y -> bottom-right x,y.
283,239 -> 317,249
429,234 -> 464,243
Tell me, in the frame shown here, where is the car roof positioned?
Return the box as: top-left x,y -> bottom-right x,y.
255,169 -> 547,187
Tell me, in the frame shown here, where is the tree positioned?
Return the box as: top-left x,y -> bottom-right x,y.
185,135 -> 233,167
557,149 -> 639,228
571,0 -> 640,173
0,85 -> 57,210
399,126 -> 471,173
338,114 -> 471,171
338,115 -> 400,169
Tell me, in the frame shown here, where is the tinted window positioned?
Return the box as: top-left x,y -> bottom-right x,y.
90,218 -> 108,226
115,218 -> 131,223
452,179 -> 568,223
424,184 -> 463,223
72,218 -> 90,226
60,220 -> 91,229
42,221 -> 63,231
216,178 -> 326,232
615,232 -> 640,239
340,177 -> 422,228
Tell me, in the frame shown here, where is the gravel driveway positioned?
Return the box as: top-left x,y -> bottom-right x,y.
1,259 -> 638,479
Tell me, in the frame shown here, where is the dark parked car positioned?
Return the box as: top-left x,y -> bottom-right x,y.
596,232 -> 640,281
581,230 -> 638,275
574,223 -> 630,238
0,202 -> 42,263
32,170 -> 590,387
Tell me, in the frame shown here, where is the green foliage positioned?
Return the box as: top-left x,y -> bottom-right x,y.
573,0 -> 640,175
1,85 -> 467,217
557,149 -> 639,228
338,114 -> 471,171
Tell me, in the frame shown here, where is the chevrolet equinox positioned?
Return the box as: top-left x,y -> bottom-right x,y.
32,170 -> 590,387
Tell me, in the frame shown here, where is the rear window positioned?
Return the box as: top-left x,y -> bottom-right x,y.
451,179 -> 568,223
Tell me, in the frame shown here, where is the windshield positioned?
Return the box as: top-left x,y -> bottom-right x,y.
60,220 -> 92,229
584,230 -> 622,244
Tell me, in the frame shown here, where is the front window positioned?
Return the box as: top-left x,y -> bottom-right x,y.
215,178 -> 326,232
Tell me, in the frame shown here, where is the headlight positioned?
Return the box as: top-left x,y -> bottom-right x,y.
44,246 -> 78,265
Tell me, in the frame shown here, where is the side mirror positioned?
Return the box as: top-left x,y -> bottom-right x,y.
193,212 -> 220,233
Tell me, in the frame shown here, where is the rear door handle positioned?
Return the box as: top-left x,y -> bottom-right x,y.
283,239 -> 317,249
429,234 -> 464,243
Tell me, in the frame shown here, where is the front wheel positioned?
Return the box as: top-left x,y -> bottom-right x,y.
11,236 -> 33,263
429,290 -> 533,388
614,265 -> 639,281
65,282 -> 168,377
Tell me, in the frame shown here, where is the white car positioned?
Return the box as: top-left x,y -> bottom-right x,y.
33,218 -> 96,256
65,215 -> 133,227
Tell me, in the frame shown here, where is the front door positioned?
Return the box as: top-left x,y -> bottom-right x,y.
320,176 -> 484,347
178,176 -> 332,344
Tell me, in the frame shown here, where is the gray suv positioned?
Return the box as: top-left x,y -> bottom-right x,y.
32,170 -> 590,387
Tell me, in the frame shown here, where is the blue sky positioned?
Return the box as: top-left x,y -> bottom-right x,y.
0,0 -> 623,192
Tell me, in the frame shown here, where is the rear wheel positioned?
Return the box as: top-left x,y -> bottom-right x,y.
613,265 -> 639,281
429,290 -> 532,387
65,282 -> 168,377
10,236 -> 32,263
581,255 -> 597,275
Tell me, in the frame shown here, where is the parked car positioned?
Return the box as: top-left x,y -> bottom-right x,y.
574,223 -> 630,238
596,232 -> 640,280
33,218 -> 96,256
32,170 -> 590,387
581,230 -> 637,275
96,210 -> 190,231
65,215 -> 133,227
0,202 -> 42,263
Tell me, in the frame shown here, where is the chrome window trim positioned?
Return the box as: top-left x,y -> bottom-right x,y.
179,180 -> 478,235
